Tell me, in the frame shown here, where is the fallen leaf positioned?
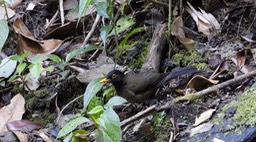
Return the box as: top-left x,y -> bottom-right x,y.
186,2 -> 220,37
12,131 -> 28,142
210,61 -> 229,79
0,57 -> 17,78
39,132 -> 53,142
6,120 -> 43,131
193,109 -> 216,126
13,18 -> 62,61
187,75 -> 219,91
25,77 -> 40,91
190,122 -> 213,137
171,16 -> 196,50
0,94 -> 25,131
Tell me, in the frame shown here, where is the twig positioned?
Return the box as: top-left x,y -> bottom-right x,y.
121,105 -> 157,127
59,0 -> 64,25
174,70 -> 256,103
82,14 -> 101,46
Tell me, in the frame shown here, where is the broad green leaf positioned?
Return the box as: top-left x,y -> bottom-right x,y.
0,19 -> 9,52
10,55 -> 22,63
100,25 -> 112,48
21,51 -> 30,60
88,105 -> 104,122
83,78 -> 103,109
95,129 -> 112,142
87,96 -> 101,111
47,54 -> 61,62
17,63 -> 27,74
98,108 -> 122,142
57,116 -> 90,138
108,16 -> 135,37
44,66 -> 54,72
0,57 -> 17,78
66,44 -> 101,62
96,2 -> 109,18
88,106 -> 104,115
104,96 -> 127,109
30,63 -> 42,79
63,133 -> 72,142
30,54 -> 41,64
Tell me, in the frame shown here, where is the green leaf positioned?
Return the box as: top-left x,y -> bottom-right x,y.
30,63 -> 42,79
17,63 -> 27,74
78,0 -> 92,24
30,54 -> 41,64
0,19 -> 9,52
57,116 -> 90,139
47,54 -> 61,62
83,78 -> 103,109
88,106 -> 104,115
98,108 -> 122,142
120,27 -> 145,47
87,96 -> 101,111
66,44 -> 101,62
96,2 -> 109,18
0,57 -> 17,78
63,133 -> 72,142
104,96 -> 127,109
88,105 -> 104,122
21,51 -> 30,60
95,129 -> 112,142
103,86 -> 116,98
71,129 -> 88,142
44,66 -> 54,72
10,55 -> 22,63
108,16 -> 135,37
100,25 -> 112,48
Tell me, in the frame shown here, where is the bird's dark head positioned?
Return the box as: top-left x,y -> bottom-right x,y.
100,70 -> 126,85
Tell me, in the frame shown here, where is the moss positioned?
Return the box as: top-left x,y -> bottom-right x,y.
32,110 -> 56,125
151,111 -> 173,142
172,50 -> 211,71
131,46 -> 148,68
213,83 -> 256,134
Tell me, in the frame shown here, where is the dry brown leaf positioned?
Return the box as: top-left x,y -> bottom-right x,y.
13,18 -> 62,60
186,2 -> 220,37
236,50 -> 246,68
187,75 -> 219,91
210,61 -> 229,79
25,77 -> 40,91
39,132 -> 53,142
6,120 -> 43,131
193,109 -> 216,126
12,131 -> 28,142
0,94 -> 25,131
171,16 -> 196,50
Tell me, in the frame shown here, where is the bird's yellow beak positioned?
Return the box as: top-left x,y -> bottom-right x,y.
100,78 -> 110,83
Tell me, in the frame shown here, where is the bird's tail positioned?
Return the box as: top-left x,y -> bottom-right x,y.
158,66 -> 197,86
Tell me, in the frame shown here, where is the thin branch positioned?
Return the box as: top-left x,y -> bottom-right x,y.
174,70 -> 256,103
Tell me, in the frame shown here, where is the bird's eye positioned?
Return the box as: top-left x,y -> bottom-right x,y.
112,74 -> 117,79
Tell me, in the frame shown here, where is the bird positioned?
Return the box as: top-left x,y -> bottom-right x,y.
100,66 -> 197,103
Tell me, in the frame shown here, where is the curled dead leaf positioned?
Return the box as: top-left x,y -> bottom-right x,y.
13,18 -> 62,61
187,75 -> 219,91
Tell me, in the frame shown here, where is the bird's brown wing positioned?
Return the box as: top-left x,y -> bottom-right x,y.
125,73 -> 167,94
